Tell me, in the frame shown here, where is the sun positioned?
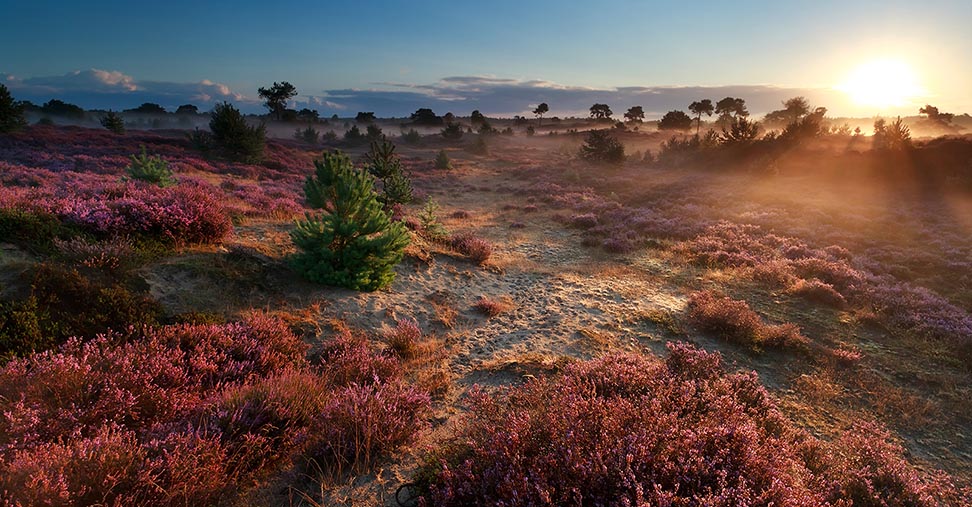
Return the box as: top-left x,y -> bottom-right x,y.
837,59 -> 925,109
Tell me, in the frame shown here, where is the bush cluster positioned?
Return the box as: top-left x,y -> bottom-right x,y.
416,344 -> 964,506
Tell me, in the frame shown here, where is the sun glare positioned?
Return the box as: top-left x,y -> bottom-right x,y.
837,59 -> 925,110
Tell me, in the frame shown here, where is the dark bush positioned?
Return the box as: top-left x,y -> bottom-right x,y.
579,129 -> 625,165
209,102 -> 266,163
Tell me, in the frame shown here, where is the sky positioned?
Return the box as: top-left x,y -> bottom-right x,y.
1,0 -> 970,118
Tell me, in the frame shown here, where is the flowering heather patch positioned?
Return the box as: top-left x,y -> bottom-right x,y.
449,233 -> 493,264
687,290 -> 808,348
417,344 -> 963,506
0,177 -> 233,245
0,315 -> 430,504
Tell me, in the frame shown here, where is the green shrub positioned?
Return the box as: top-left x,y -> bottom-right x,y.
0,297 -> 58,362
467,137 -> 488,155
418,198 -> 448,241
441,123 -> 463,140
0,208 -> 84,253
344,125 -> 365,143
100,111 -> 126,134
125,146 -> 176,187
434,150 -> 452,170
294,126 -> 320,144
401,128 -> 422,144
579,129 -> 625,165
367,139 -> 413,206
290,152 -> 410,291
209,102 -> 266,163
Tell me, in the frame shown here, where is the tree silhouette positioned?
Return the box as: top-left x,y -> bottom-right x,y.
918,104 -> 956,130
355,111 -> 376,123
175,104 -> 198,115
100,111 -> 125,134
533,102 -> 549,127
719,116 -> 760,144
657,110 -> 693,132
41,99 -> 84,118
688,99 -> 714,135
715,97 -> 748,125
624,106 -> 645,123
589,103 -> 613,120
764,97 -> 810,126
257,81 -> 297,120
126,103 -> 166,114
470,110 -> 486,125
872,117 -> 912,151
411,108 -> 443,126
0,84 -> 27,133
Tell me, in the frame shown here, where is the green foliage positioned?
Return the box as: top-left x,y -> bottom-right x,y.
467,137 -> 489,155
366,140 -> 413,206
209,102 -> 266,163
344,125 -> 365,143
126,103 -> 166,114
356,111 -> 376,123
290,152 -> 410,291
525,126 -> 536,136
441,122 -> 464,140
366,124 -> 383,141
533,102 -> 549,126
100,111 -> 126,134
418,198 -> 448,241
0,84 -> 27,133
382,170 -> 414,207
0,263 -> 163,359
295,125 -> 320,144
434,150 -> 452,170
125,146 -> 176,187
0,297 -> 58,362
0,208 -> 84,253
366,139 -> 400,180
401,128 -> 422,144
579,129 -> 625,165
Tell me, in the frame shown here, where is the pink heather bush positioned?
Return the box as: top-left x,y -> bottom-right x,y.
449,233 -> 493,264
417,344 -> 964,506
0,315 -> 430,505
1,180 -> 233,245
688,290 -> 808,348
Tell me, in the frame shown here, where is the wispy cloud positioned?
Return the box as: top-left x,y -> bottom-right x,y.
1,69 -> 247,111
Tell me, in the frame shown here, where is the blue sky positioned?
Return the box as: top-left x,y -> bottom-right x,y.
2,0 -> 970,117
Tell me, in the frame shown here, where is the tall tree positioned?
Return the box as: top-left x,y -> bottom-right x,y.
918,104 -> 956,128
688,99 -> 714,135
589,103 -> 613,120
257,81 -> 298,120
0,84 -> 27,133
715,97 -> 748,124
533,102 -> 549,127
624,106 -> 645,123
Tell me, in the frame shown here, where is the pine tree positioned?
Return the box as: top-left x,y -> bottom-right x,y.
0,84 -> 27,133
366,139 -> 413,206
434,150 -> 452,170
100,111 -> 126,134
290,151 -> 410,291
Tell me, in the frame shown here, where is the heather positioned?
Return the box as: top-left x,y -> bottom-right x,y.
0,315 -> 431,505
417,344 -> 964,506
